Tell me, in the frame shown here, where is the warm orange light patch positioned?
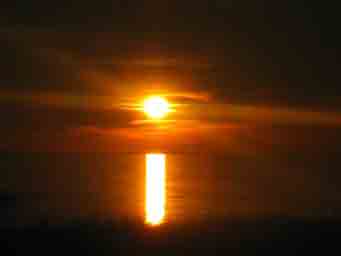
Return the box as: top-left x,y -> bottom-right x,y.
145,153 -> 166,225
143,96 -> 170,119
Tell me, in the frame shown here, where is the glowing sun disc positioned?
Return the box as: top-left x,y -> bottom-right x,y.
143,96 -> 170,119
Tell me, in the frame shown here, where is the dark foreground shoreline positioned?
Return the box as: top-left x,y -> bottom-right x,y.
2,218 -> 340,255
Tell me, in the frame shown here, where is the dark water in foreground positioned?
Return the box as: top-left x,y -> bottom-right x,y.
2,219 -> 341,254
1,152 -> 341,253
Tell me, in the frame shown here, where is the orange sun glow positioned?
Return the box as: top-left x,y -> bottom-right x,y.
143,96 -> 170,119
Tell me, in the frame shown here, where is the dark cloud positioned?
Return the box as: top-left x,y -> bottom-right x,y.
0,102 -> 141,132
1,1 -> 340,108
0,34 -> 84,92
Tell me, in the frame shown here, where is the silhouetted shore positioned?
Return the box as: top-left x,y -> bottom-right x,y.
2,218 -> 340,255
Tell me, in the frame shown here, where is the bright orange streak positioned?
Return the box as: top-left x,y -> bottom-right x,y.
145,153 -> 166,225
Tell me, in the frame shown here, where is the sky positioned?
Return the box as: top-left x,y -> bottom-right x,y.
0,1 -> 341,154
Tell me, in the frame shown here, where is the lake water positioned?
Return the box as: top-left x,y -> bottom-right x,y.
2,151 -> 341,254
1,151 -> 339,227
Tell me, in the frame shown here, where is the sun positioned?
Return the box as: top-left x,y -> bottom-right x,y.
143,96 -> 170,119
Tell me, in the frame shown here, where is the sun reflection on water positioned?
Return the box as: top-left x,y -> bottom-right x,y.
145,153 -> 166,225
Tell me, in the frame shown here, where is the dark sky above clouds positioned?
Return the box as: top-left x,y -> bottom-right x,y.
0,0 -> 341,153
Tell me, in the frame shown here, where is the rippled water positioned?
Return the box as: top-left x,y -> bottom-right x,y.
0,151 -> 340,226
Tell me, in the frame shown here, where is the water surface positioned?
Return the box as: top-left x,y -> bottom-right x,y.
1,151 -> 340,226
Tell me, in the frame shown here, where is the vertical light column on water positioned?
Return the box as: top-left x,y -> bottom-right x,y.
145,153 -> 166,225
